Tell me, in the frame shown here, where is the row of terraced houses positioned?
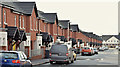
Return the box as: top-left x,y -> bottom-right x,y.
0,2 -> 102,60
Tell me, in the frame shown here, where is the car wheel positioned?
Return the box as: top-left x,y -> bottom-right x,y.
81,53 -> 84,56
74,58 -> 76,61
67,60 -> 71,64
30,64 -> 32,67
50,61 -> 53,64
89,53 -> 92,56
71,60 -> 74,63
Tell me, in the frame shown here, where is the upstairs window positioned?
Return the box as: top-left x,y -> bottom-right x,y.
15,16 -> 17,27
4,10 -> 7,25
23,17 -> 25,29
44,25 -> 45,32
3,38 -> 5,46
19,16 -> 22,29
30,16 -> 32,30
0,38 -> 1,46
39,21 -> 40,31
34,18 -> 35,30
36,21 -> 38,31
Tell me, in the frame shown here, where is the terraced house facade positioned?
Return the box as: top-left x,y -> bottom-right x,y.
0,1 -> 103,59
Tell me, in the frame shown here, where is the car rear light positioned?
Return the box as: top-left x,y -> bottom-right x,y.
12,60 -> 20,63
50,60 -> 53,61
66,53 -> 69,56
16,60 -> 20,63
49,53 -> 51,56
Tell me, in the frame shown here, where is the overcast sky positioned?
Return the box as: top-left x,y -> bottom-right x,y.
18,0 -> 119,36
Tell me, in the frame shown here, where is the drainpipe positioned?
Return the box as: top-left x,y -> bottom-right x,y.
62,29 -> 63,36
1,5 -> 3,28
57,24 -> 58,37
18,14 -> 20,30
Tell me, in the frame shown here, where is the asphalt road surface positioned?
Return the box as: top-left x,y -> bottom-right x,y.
33,48 -> 118,67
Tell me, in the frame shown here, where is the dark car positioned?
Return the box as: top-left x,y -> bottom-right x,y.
0,51 -> 32,67
49,45 -> 74,64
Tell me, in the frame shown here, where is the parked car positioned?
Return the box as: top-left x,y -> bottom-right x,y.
0,51 -> 32,67
104,46 -> 109,50
89,47 -> 95,55
115,46 -> 118,49
93,48 -> 98,54
49,45 -> 74,64
99,47 -> 104,51
118,46 -> 120,51
73,51 -> 77,61
81,47 -> 94,56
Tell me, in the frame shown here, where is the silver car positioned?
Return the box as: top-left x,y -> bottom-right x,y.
93,48 -> 98,54
49,45 -> 74,64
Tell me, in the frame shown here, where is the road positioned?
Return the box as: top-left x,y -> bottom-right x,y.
33,48 -> 118,67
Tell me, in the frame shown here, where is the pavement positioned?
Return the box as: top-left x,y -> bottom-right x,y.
31,58 -> 49,66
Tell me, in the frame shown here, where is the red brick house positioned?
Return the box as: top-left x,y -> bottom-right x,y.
58,20 -> 70,41
40,13 -> 58,43
0,2 -> 46,58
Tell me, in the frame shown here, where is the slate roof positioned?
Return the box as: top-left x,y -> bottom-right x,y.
41,13 -> 58,24
101,35 -> 120,41
81,31 -> 102,41
114,35 -> 120,40
37,10 -> 45,19
2,2 -> 38,16
58,20 -> 70,29
20,30 -> 27,41
0,0 -> 18,2
70,24 -> 80,32
6,26 -> 21,41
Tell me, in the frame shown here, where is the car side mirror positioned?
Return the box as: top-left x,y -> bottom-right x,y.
72,49 -> 74,51
27,57 -> 31,60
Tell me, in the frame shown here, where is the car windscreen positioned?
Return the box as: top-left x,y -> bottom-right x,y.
0,52 -> 18,59
83,47 -> 89,50
50,45 -> 68,53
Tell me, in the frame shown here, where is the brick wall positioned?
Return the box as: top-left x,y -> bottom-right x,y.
58,26 -> 62,36
63,29 -> 68,39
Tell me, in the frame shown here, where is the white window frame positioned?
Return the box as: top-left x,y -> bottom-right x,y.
4,10 -> 7,25
23,17 -> 25,29
19,16 -> 22,29
3,38 -> 5,46
0,38 -> 2,46
15,16 -> 17,27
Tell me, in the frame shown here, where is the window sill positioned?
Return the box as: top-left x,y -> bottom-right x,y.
4,22 -> 7,25
34,29 -> 36,31
54,34 -> 57,35
23,28 -> 25,29
0,45 -> 7,46
31,29 -> 33,31
20,27 -> 22,29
